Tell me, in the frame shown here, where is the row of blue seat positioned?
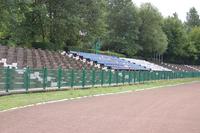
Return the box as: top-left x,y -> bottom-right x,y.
71,51 -> 149,71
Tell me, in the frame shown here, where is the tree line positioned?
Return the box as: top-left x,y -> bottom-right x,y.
0,0 -> 200,64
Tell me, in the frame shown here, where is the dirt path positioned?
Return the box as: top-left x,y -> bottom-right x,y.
1,83 -> 200,133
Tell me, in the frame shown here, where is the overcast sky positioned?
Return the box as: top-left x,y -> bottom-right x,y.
133,0 -> 200,22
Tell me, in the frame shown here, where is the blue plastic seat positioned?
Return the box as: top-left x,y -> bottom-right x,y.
71,51 -> 148,71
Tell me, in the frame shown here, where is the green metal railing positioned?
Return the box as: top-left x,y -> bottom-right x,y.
0,67 -> 200,93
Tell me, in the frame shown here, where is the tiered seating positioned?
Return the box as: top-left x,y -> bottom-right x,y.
33,49 -> 43,68
0,45 -> 8,58
185,65 -> 200,72
71,51 -> 148,71
121,58 -> 171,71
0,45 -> 94,70
7,47 -> 16,64
16,48 -> 24,68
158,62 -> 197,72
26,49 -> 34,68
190,65 -> 200,71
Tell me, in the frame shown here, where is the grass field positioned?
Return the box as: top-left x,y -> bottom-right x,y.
0,78 -> 199,111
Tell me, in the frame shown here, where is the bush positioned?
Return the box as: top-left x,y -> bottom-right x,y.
31,42 -> 59,50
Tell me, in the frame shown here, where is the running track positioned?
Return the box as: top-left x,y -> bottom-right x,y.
1,82 -> 200,133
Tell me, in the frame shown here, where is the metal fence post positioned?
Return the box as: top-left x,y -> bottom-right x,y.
147,71 -> 150,81
133,71 -> 136,84
174,72 -> 176,79
184,72 -> 186,78
109,69 -> 112,86
82,68 -> 86,88
171,71 -> 174,79
101,69 -> 104,86
128,70 -> 131,84
116,70 -> 119,85
153,71 -> 156,80
158,71 -> 160,80
43,67 -> 48,90
177,72 -> 179,79
175,71 -> 177,79
138,71 -> 141,83
5,67 -> 10,92
156,72 -> 159,80
166,71 -> 168,80
24,67 -> 30,92
164,71 -> 166,80
141,71 -> 143,83
122,70 -> 125,84
152,71 -> 155,81
159,71 -> 161,80
143,71 -> 145,82
92,68 -> 95,87
70,69 -> 74,88
149,71 -> 152,81
175,72 -> 177,79
144,71 -> 146,82
57,66 -> 62,89
170,71 -> 172,79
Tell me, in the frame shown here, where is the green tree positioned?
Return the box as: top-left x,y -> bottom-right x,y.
0,0 -> 107,50
104,0 -> 141,57
186,7 -> 200,29
163,13 -> 189,63
138,3 -> 168,57
0,0 -> 17,46
13,1 -> 48,47
37,0 -> 107,50
75,0 -> 107,50
188,27 -> 200,62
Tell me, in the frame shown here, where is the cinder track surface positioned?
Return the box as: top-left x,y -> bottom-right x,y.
1,82 -> 200,133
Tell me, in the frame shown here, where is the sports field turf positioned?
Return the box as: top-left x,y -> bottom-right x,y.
0,78 -> 199,111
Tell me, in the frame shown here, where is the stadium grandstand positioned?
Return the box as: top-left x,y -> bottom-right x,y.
0,45 -> 199,72
0,45 -> 200,93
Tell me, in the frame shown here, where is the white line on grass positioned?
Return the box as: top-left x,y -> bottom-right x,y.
0,81 -> 199,113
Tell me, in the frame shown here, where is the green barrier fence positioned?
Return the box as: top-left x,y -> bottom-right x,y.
0,67 -> 200,93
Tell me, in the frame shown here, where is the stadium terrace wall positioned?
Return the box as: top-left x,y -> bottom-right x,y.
0,67 -> 200,94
